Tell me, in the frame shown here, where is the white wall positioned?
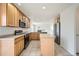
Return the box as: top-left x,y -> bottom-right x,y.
60,5 -> 77,55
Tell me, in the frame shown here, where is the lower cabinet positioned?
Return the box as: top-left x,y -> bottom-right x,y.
14,36 -> 24,56
40,34 -> 54,56
14,41 -> 20,56
29,32 -> 40,40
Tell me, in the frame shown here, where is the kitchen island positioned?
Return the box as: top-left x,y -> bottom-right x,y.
0,34 -> 25,56
40,34 -> 55,56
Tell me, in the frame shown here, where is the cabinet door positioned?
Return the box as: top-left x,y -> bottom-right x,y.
0,4 -> 6,26
30,32 -> 39,40
14,36 -> 24,56
20,39 -> 24,51
19,36 -> 24,52
27,18 -> 30,28
24,17 -> 30,28
0,4 -> 1,26
19,12 -> 23,21
6,4 -> 15,26
40,35 -> 54,56
14,8 -> 19,27
14,42 -> 20,56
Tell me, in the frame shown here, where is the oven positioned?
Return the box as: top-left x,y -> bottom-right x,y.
24,34 -> 29,49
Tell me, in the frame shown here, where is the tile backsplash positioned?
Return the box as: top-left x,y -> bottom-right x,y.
0,27 -> 14,36
0,27 -> 31,36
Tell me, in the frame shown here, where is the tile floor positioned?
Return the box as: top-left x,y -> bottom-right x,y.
20,40 -> 41,56
20,40 -> 72,56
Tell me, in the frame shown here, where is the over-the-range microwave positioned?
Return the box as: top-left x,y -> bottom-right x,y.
19,20 -> 26,28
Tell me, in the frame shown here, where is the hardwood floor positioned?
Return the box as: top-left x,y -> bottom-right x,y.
20,40 -> 72,56
55,43 -> 72,56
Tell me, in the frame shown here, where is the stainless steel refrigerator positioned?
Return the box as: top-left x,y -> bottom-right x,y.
54,20 -> 60,45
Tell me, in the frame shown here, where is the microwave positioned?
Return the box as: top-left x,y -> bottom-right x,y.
19,20 -> 26,28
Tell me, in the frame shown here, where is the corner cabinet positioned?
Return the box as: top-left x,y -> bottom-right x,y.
14,36 -> 24,56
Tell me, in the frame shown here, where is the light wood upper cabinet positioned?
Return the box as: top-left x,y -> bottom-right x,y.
0,5 -> 1,26
6,4 -> 15,26
19,11 -> 23,21
27,18 -> 30,28
6,4 -> 21,27
0,3 -> 30,27
0,4 -> 6,26
22,16 -> 30,28
14,7 -> 19,27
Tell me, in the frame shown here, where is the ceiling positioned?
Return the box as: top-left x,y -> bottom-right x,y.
15,3 -> 75,23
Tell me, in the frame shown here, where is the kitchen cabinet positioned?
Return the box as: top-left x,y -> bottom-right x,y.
6,4 -> 23,27
19,11 -> 23,21
40,34 -> 54,56
0,4 -> 1,26
0,19 -> 1,26
22,16 -> 26,23
0,35 -> 24,56
14,40 -> 20,56
29,32 -> 40,40
20,38 -> 24,52
0,3 -> 30,27
14,7 -> 19,27
26,17 -> 30,28
0,4 -> 6,26
14,36 -> 24,56
6,3 -> 15,26
22,15 -> 30,28
0,39 -> 14,56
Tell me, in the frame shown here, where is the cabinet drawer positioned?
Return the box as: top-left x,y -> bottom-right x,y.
15,36 -> 24,44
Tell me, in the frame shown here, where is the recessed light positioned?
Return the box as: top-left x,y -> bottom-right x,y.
18,3 -> 21,6
42,6 -> 46,10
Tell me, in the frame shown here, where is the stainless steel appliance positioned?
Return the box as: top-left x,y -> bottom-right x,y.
24,33 -> 29,49
14,30 -> 30,49
19,20 -> 26,28
54,18 -> 60,45
14,30 -> 23,35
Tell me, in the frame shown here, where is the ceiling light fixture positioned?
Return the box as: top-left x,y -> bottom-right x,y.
42,6 -> 46,10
